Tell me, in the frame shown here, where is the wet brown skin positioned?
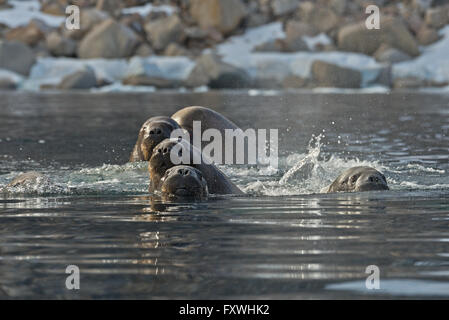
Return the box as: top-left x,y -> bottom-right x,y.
326,166 -> 389,193
130,106 -> 240,162
129,116 -> 180,162
160,165 -> 208,201
149,138 -> 244,195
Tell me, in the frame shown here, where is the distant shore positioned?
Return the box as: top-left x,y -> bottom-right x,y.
1,0 -> 449,92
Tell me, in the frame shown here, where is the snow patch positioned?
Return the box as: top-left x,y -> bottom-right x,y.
0,0 -> 65,28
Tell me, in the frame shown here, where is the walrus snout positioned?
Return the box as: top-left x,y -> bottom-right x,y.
355,172 -> 389,191
160,165 -> 208,200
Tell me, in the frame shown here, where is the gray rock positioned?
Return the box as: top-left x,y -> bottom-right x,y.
0,40 -> 36,75
144,14 -> 185,51
271,0 -> 300,16
164,43 -> 190,57
186,54 -> 251,89
337,18 -> 420,57
374,45 -> 412,63
78,19 -> 139,59
311,60 -> 362,88
189,0 -> 246,35
96,0 -> 122,17
46,31 -> 77,57
58,66 -> 97,90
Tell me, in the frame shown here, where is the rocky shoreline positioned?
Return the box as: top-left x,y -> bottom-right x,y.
1,0 -> 449,91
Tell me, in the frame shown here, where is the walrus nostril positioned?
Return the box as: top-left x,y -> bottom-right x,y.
149,130 -> 154,135
156,129 -> 161,134
157,148 -> 162,153
163,148 -> 168,154
369,177 -> 374,182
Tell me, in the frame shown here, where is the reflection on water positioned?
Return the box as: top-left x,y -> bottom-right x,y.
0,91 -> 448,299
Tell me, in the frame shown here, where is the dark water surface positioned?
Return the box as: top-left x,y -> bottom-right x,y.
0,90 -> 448,299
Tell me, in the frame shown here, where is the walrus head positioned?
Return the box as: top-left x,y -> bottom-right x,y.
131,116 -> 180,161
160,165 -> 208,201
149,138 -> 197,191
327,166 -> 389,193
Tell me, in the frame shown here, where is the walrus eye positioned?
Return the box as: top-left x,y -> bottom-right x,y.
157,148 -> 162,153
350,175 -> 358,183
178,149 -> 182,157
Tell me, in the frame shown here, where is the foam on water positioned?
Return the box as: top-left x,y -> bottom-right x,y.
0,135 -> 446,197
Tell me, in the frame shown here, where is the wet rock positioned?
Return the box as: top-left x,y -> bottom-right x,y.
122,75 -> 181,88
271,0 -> 300,16
46,31 -> 77,57
5,19 -> 51,47
63,9 -> 109,40
58,66 -> 97,90
374,44 -> 412,63
311,60 -> 362,88
186,54 -> 251,88
298,2 -> 340,33
78,19 -> 139,59
425,7 -> 449,29
189,0 -> 246,35
337,17 -> 420,57
144,15 -> 185,51
0,40 -> 36,75
416,26 -> 440,45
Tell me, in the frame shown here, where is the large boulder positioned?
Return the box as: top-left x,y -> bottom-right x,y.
58,66 -> 97,90
337,18 -> 420,57
63,9 -> 109,40
311,60 -> 362,88
186,54 -> 251,88
78,19 -> 139,59
46,31 -> 77,57
189,0 -> 246,35
144,15 -> 185,51
5,19 -> 51,47
0,40 -> 36,75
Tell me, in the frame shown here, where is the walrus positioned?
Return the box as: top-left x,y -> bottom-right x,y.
149,138 -> 243,195
130,106 -> 240,162
7,171 -> 48,187
326,166 -> 389,193
159,165 -> 209,201
129,116 -> 181,162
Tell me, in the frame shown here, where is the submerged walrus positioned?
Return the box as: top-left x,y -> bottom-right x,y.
159,165 -> 209,201
130,106 -> 239,162
149,138 -> 243,195
326,166 -> 389,193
